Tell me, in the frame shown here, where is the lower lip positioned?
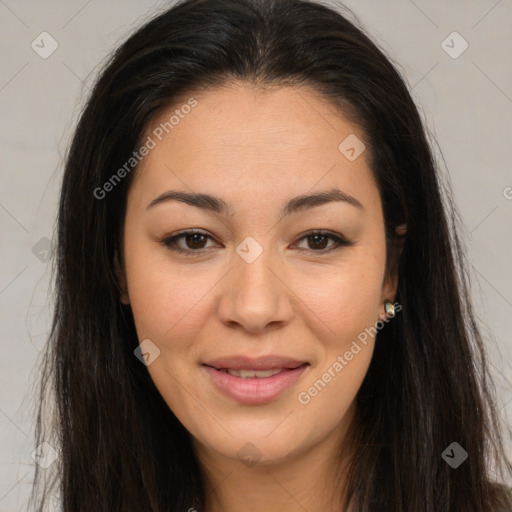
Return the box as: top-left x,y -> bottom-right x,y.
203,364 -> 309,405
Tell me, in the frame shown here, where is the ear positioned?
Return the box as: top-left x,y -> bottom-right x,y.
114,248 -> 130,305
380,223 -> 407,308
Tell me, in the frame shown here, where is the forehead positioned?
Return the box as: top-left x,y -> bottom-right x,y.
129,83 -> 378,213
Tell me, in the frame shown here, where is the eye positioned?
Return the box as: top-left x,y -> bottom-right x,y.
161,229 -> 353,256
161,230 -> 217,256
293,230 -> 353,253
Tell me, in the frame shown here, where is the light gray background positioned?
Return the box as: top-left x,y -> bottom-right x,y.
1,0 -> 511,509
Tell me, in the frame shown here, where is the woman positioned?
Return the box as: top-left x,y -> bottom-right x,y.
31,0 -> 512,510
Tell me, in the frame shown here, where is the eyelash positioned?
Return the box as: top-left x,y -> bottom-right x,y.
160,229 -> 353,256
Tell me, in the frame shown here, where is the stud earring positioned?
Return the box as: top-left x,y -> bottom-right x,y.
384,301 -> 395,318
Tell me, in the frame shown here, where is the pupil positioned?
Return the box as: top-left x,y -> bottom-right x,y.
310,234 -> 327,249
187,233 -> 205,248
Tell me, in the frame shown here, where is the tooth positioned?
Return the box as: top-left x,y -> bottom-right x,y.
226,368 -> 283,378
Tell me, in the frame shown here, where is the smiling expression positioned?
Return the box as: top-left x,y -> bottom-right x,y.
119,81 -> 397,466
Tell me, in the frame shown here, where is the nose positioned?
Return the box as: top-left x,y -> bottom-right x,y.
216,245 -> 294,335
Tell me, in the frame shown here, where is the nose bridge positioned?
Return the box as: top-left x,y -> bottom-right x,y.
218,235 -> 293,332
237,237 -> 277,291
235,235 -> 281,306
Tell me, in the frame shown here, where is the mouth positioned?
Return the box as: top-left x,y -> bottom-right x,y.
213,367 -> 295,378
203,355 -> 307,372
202,356 -> 309,404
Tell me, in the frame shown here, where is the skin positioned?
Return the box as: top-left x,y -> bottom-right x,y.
118,82 -> 401,512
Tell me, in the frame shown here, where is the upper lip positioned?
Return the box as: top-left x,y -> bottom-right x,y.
203,356 -> 308,371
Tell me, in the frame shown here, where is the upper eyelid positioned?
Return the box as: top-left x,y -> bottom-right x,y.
163,229 -> 351,250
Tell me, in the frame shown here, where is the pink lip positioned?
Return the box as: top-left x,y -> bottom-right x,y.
203,361 -> 309,405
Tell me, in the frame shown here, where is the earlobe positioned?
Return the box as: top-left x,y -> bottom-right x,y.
395,223 -> 407,237
380,222 -> 407,314
114,249 -> 130,305
388,222 -> 407,294
381,262 -> 400,308
119,289 -> 130,305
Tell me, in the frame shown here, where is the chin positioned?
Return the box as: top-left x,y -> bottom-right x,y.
190,417 -> 316,468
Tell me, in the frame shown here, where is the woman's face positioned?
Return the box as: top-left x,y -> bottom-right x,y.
121,83 -> 397,468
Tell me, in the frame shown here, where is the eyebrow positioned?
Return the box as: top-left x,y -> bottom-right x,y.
146,187 -> 363,218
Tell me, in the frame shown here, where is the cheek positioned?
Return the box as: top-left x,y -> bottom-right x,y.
294,252 -> 386,346
125,259 -> 213,422
127,268 -> 213,350
123,230 -> 213,342
291,263 -> 385,445
289,245 -> 385,420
